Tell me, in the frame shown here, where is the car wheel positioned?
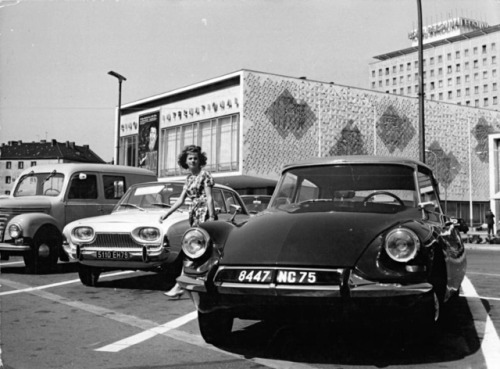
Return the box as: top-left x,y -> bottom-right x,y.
78,264 -> 101,287
198,310 -> 233,344
24,228 -> 60,274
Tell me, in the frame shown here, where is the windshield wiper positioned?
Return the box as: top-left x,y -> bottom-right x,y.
43,170 -> 57,183
151,203 -> 172,208
118,203 -> 145,211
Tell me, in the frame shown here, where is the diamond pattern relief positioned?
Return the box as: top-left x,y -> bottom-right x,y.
426,141 -> 461,189
472,116 -> 495,163
329,120 -> 367,156
377,105 -> 416,153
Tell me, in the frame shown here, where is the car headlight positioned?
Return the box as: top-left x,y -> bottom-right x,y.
72,227 -> 95,242
182,228 -> 210,259
384,228 -> 420,262
135,227 -> 161,242
8,224 -> 23,239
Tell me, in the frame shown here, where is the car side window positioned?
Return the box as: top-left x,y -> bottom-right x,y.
68,174 -> 98,200
223,191 -> 241,212
103,175 -> 125,200
417,170 -> 442,222
212,189 -> 226,213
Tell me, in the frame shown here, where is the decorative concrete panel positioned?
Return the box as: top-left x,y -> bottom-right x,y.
242,71 -> 500,201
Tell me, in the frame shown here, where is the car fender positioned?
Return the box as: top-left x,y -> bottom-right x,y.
5,213 -> 61,241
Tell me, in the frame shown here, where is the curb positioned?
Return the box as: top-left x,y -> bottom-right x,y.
464,244 -> 500,251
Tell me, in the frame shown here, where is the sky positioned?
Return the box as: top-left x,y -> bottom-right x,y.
1,0 -> 499,163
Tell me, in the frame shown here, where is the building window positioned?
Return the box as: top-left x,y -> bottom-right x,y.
439,93 -> 443,100
399,64 -> 404,72
456,64 -> 461,72
493,83 -> 497,91
466,101 -> 470,106
493,69 -> 497,78
457,89 -> 461,97
438,80 -> 443,88
492,43 -> 497,51
385,79 -> 389,86
400,88 -> 404,95
447,78 -> 452,86
456,76 -> 461,85
430,94 -> 435,100
392,66 -> 397,73
5,176 -> 11,184
372,70 -> 376,78
438,67 -> 443,76
465,49 -> 469,57
18,162 -> 24,169
482,45 -> 487,54
430,57 -> 434,65
475,86 -> 479,94
483,58 -> 488,66
465,75 -> 470,82
407,74 -> 412,82
484,98 -> 489,107
475,99 -> 479,107
385,67 -> 389,75
447,53 -> 452,61
399,76 -> 404,83
430,70 -> 435,77
6,161 -> 11,169
414,61 -> 418,68
494,96 -> 498,105
465,88 -> 470,96
121,135 -> 138,167
493,56 -> 497,65
414,73 -> 418,81
473,47 -> 478,55
430,82 -> 435,90
474,60 -> 478,69
407,62 -> 411,71
160,114 -> 240,177
30,161 -> 36,167
474,73 -> 479,81
379,80 -> 382,87
483,71 -> 488,79
378,69 -> 382,76
484,85 -> 489,93
371,82 -> 376,89
448,91 -> 453,99
456,51 -> 460,59
465,61 -> 469,70
447,66 -> 452,74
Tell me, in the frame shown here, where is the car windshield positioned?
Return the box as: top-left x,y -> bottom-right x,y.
13,171 -> 65,197
269,164 -> 420,214
114,183 -> 190,212
243,196 -> 271,213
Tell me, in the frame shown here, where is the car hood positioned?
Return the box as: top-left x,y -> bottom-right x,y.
65,210 -> 188,232
0,197 -> 52,211
221,209 -> 420,267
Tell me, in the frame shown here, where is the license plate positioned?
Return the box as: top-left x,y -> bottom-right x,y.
96,251 -> 130,260
237,269 -> 273,283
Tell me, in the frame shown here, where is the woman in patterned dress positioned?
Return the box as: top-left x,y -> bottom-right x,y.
159,145 -> 217,298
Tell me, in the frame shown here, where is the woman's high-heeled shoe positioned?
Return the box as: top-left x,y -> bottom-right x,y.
164,284 -> 184,299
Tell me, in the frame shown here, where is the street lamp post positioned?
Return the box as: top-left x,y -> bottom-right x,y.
108,71 -> 127,165
416,0 -> 425,163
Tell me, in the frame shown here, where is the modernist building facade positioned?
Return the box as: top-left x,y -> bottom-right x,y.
0,139 -> 104,195
369,18 -> 499,110
115,69 -> 500,225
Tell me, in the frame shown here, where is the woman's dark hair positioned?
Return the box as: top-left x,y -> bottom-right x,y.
178,145 -> 207,169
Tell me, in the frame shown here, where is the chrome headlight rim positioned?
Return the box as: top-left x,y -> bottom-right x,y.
72,226 -> 95,242
182,227 -> 211,259
8,223 -> 23,239
384,227 -> 420,263
132,227 -> 161,242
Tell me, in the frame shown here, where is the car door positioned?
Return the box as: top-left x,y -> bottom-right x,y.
64,172 -> 104,225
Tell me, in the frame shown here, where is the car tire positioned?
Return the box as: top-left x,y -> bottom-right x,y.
198,310 -> 233,344
78,264 -> 101,287
24,228 -> 60,274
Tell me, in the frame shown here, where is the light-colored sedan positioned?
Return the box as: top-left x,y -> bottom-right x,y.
62,181 -> 249,286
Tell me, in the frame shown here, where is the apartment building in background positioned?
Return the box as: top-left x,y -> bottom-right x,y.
369,18 -> 499,110
0,140 -> 104,195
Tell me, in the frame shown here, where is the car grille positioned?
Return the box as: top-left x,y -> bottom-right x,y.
0,208 -> 49,242
80,233 -> 161,250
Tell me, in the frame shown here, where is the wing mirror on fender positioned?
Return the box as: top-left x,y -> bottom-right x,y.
418,201 -> 436,220
229,204 -> 242,223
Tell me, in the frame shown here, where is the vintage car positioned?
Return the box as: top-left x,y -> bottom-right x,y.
240,195 -> 272,214
0,163 -> 156,273
178,156 -> 467,344
62,181 -> 249,286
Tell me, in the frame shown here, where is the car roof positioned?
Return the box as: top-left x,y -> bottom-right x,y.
131,180 -> 237,192
18,163 -> 156,176
282,156 -> 431,172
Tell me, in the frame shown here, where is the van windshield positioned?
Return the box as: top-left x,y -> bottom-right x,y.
13,172 -> 65,197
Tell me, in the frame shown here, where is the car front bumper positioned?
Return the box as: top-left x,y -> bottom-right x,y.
177,273 -> 434,321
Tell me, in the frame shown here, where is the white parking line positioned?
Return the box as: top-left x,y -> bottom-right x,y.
462,276 -> 500,369
0,270 -> 134,296
96,311 -> 198,352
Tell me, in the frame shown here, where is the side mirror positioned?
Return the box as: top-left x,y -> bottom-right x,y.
229,204 -> 242,223
78,173 -> 87,180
